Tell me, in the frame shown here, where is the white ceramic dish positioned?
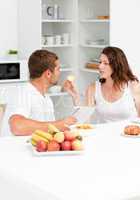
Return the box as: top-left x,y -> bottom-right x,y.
29,145 -> 84,156
49,85 -> 62,93
70,124 -> 95,137
130,117 -> 140,125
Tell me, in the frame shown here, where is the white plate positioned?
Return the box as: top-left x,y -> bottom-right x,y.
70,124 -> 95,137
29,145 -> 84,156
130,117 -> 140,125
121,132 -> 140,138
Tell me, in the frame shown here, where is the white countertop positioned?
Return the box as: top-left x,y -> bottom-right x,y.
0,121 -> 140,200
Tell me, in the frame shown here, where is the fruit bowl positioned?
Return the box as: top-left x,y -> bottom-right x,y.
28,124 -> 84,156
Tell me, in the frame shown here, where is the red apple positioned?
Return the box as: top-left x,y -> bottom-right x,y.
36,140 -> 48,152
64,131 -> 76,141
61,141 -> 72,151
71,139 -> 83,151
47,140 -> 60,151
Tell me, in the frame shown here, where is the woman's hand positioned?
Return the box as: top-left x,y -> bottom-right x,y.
62,80 -> 80,105
62,80 -> 77,96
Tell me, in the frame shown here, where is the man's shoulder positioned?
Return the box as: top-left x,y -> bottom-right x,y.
17,82 -> 35,93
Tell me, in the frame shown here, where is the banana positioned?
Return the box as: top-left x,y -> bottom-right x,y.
48,124 -> 60,135
31,133 -> 49,144
34,130 -> 53,141
30,138 -> 36,146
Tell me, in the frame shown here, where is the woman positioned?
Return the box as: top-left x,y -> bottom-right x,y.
64,46 -> 140,123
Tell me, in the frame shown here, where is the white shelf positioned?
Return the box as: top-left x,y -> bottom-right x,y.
80,19 -> 110,23
80,68 -> 99,73
42,19 -> 74,23
60,68 -> 74,72
42,44 -> 73,48
80,44 -> 108,48
48,92 -> 68,97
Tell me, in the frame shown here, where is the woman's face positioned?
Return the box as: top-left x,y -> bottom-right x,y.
98,54 -> 113,79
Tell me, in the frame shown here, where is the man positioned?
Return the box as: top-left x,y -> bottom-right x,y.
3,49 -> 76,136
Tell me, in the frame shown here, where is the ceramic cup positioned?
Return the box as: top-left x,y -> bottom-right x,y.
46,36 -> 54,45
49,85 -> 62,93
54,35 -> 62,45
61,33 -> 70,45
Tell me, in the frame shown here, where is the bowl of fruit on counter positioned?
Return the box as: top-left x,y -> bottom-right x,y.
28,124 -> 84,156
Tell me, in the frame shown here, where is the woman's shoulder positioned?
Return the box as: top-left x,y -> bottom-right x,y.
129,80 -> 140,94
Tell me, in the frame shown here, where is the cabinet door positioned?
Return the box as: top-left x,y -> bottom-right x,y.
18,0 -> 41,59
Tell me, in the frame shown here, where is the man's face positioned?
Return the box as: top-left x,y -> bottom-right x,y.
49,59 -> 61,86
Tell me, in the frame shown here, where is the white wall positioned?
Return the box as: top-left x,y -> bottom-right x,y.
110,0 -> 140,77
0,0 -> 18,57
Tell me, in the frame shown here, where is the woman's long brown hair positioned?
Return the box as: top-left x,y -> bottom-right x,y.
101,46 -> 138,89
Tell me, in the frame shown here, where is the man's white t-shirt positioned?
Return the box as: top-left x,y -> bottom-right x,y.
1,82 -> 55,136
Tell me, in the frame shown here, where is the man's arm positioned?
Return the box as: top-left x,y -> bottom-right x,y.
9,114 -> 77,136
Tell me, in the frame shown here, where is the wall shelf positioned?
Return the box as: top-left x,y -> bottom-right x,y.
80,68 -> 99,73
42,44 -> 73,48
80,19 -> 110,23
80,44 -> 108,48
48,92 -> 68,97
42,19 -> 74,23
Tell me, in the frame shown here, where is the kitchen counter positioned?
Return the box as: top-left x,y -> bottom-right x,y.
0,121 -> 140,200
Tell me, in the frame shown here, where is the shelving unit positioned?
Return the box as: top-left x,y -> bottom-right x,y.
78,0 -> 110,91
40,0 -> 78,98
18,0 -> 109,118
18,0 -> 109,92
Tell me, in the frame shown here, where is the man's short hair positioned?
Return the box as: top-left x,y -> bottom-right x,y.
28,49 -> 58,79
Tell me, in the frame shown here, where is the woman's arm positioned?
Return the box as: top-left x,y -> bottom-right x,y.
85,83 -> 96,106
130,81 -> 140,117
62,80 -> 96,107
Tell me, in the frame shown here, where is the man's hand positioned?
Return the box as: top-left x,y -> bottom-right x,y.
64,116 -> 77,126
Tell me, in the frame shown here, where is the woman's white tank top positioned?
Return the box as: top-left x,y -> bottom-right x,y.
94,81 -> 138,123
